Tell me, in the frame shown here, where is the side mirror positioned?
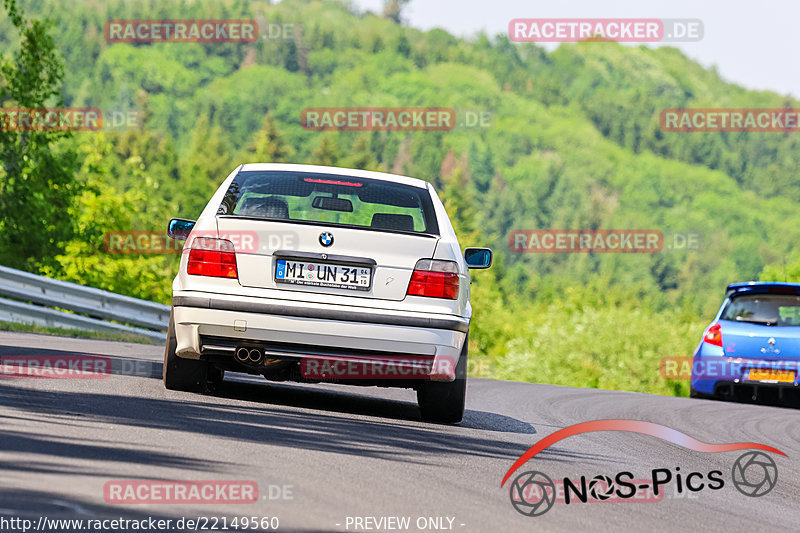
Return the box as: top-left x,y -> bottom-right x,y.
167,218 -> 196,241
464,247 -> 492,269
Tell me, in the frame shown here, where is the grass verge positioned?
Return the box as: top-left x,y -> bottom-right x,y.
0,320 -> 159,345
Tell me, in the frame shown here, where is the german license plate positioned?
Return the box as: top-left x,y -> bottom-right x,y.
746,368 -> 796,383
275,259 -> 371,291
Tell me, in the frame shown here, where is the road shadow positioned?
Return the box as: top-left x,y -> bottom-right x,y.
0,341 -> 538,434
0,339 -> 615,473
0,378 -> 609,468
217,377 -> 537,434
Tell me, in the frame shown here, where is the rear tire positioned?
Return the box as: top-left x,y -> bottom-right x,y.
163,310 -> 222,393
417,336 -> 468,424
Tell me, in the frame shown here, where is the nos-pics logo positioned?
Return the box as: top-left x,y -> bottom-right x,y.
502,420 -> 783,517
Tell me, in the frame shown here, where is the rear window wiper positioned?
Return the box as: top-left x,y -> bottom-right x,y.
734,318 -> 777,326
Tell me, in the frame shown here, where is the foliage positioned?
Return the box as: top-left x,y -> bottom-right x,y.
0,0 -> 79,270
38,133 -> 178,304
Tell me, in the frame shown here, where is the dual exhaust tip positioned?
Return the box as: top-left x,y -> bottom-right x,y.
235,347 -> 263,365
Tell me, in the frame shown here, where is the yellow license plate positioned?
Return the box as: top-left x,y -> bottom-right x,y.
747,369 -> 796,383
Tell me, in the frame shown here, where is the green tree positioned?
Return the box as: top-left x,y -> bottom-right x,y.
0,0 -> 78,270
468,140 -> 495,194
310,134 -> 340,166
40,133 -> 177,303
438,152 -> 478,241
760,256 -> 800,283
241,114 -> 294,163
339,135 -> 380,171
178,115 -> 234,218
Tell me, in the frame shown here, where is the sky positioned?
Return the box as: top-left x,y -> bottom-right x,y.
349,0 -> 799,99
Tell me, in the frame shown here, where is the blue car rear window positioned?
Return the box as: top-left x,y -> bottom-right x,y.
721,294 -> 800,326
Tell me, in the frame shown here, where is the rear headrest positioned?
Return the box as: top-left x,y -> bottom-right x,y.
238,196 -> 290,219
370,213 -> 414,232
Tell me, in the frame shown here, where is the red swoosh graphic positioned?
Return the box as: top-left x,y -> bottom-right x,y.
501,419 -> 786,487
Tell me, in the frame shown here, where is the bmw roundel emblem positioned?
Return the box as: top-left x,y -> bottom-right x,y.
319,232 -> 334,247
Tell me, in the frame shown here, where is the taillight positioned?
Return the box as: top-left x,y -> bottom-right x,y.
703,323 -> 723,347
406,259 -> 459,299
187,237 -> 238,279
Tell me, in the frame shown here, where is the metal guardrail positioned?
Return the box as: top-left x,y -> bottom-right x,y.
0,265 -> 169,342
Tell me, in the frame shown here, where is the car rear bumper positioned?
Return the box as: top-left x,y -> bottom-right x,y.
690,354 -> 800,395
708,380 -> 800,404
171,292 -> 468,382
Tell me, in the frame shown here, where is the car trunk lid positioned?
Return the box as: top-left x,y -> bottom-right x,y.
718,321 -> 800,359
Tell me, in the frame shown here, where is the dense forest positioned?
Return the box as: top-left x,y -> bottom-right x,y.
2,0 -> 799,396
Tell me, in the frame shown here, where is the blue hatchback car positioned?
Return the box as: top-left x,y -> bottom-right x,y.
691,282 -> 800,404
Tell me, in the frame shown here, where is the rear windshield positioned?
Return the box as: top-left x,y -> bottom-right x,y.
721,294 -> 800,326
217,171 -> 439,235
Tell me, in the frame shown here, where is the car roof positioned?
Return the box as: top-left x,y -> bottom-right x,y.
726,281 -> 800,296
239,163 -> 431,190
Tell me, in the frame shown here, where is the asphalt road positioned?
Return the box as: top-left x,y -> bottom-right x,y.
1,331 -> 799,533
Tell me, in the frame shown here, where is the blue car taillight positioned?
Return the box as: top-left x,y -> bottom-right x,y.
703,323 -> 723,347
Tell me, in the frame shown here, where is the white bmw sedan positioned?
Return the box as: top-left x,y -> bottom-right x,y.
163,163 -> 492,423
